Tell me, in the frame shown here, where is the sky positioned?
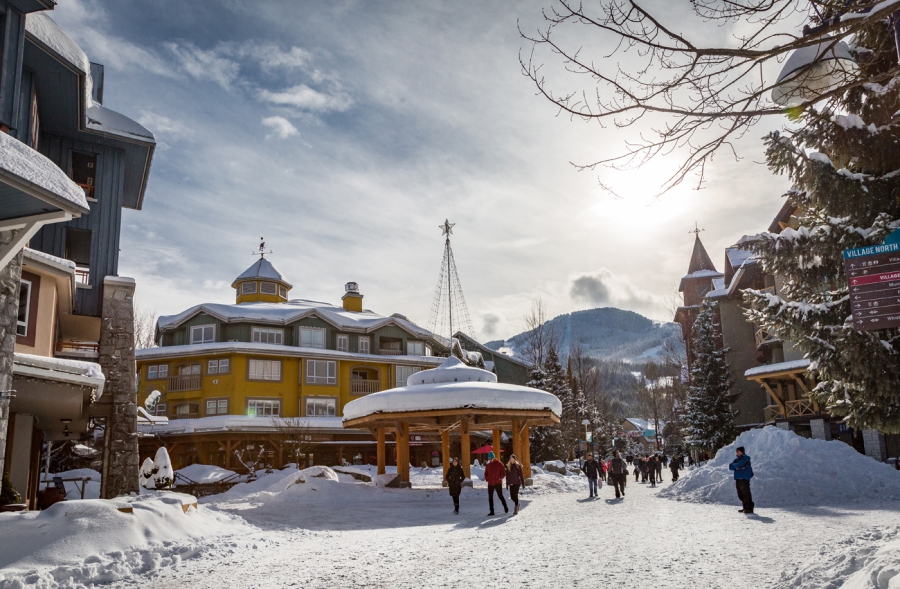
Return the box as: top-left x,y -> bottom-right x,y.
49,0 -> 794,342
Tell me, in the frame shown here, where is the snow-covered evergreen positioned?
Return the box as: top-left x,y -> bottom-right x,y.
683,300 -> 736,453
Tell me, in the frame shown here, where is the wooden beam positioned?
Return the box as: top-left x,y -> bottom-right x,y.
492,429 -> 502,461
460,418 -> 471,480
523,426 -> 532,483
754,379 -> 785,413
441,430 -> 450,487
397,421 -> 410,486
376,428 -> 386,475
792,375 -> 810,395
511,419 -> 522,467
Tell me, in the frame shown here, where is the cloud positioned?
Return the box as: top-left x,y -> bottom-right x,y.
481,312 -> 502,339
261,116 -> 300,139
257,84 -> 353,113
569,268 -> 666,318
165,42 -> 240,89
235,43 -> 313,71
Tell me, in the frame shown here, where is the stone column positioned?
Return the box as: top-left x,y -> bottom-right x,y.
776,421 -> 791,431
810,419 -> 831,441
863,429 -> 887,462
0,230 -> 23,479
99,276 -> 139,498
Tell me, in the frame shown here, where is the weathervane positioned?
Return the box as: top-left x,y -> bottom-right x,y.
252,237 -> 273,259
690,222 -> 705,236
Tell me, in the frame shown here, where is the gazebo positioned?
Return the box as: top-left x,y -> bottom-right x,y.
342,357 -> 561,487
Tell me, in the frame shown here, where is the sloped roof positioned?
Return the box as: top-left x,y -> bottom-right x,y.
687,235 -> 717,275
726,247 -> 756,271
231,257 -> 292,288
157,299 -> 434,338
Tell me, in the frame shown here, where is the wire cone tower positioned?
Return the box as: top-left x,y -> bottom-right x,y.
428,220 -> 474,342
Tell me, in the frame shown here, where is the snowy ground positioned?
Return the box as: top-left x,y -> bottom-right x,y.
4,434 -> 900,589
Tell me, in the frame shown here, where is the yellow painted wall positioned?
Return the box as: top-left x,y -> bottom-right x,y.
15,270 -> 59,358
234,280 -> 290,304
138,353 -> 404,418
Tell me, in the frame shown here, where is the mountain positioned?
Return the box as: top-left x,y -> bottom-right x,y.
490,307 -> 684,364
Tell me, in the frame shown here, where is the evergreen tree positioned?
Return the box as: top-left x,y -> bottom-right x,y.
527,365 -> 558,461
683,300 -> 736,453
743,19 -> 900,431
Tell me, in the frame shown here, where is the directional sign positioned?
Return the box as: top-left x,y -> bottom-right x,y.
843,229 -> 900,331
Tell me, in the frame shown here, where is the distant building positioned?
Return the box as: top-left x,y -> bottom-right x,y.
620,418 -> 664,452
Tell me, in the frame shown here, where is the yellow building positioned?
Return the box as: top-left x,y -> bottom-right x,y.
136,258 -> 451,470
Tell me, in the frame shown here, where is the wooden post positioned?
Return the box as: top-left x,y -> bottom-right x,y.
460,418 -> 471,480
397,422 -> 410,487
492,429 -> 502,462
441,429 -> 450,487
523,426 -> 532,484
376,428 -> 386,475
511,420 -> 521,466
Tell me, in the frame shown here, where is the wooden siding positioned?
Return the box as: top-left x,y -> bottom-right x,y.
0,6 -> 26,130
29,134 -> 126,317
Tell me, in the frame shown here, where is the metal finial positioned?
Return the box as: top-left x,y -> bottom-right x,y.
690,222 -> 705,236
252,236 -> 273,258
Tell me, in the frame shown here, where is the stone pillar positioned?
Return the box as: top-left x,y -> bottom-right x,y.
0,231 -> 24,479
776,421 -> 791,431
99,276 -> 139,498
863,429 -> 887,462
810,419 -> 831,441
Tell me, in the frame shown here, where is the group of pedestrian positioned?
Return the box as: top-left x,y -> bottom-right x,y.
445,451 -> 525,516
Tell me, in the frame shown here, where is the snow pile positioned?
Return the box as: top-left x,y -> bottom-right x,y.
175,464 -> 238,484
659,427 -> 900,507
784,526 -> 900,588
0,492 -> 252,587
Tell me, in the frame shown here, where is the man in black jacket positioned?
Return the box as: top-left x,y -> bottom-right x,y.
609,451 -> 628,499
582,454 -> 602,498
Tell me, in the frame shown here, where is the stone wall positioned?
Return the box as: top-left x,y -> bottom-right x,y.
98,276 -> 138,498
0,229 -> 23,479
863,429 -> 887,463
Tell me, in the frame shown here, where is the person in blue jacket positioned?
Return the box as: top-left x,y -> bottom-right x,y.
728,446 -> 754,514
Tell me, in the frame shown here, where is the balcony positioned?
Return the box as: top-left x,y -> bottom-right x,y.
754,327 -> 780,350
56,341 -> 99,359
764,405 -> 784,423
764,399 -> 818,423
378,347 -> 403,356
75,267 -> 90,287
350,379 -> 380,395
171,412 -> 200,420
167,375 -> 202,392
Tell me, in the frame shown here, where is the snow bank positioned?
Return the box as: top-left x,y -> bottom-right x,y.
0,492 -> 252,587
784,526 -> 900,588
659,427 -> 900,507
175,464 -> 238,484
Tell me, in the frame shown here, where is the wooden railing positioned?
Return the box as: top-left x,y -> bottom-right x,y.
56,341 -> 99,358
350,379 -> 380,395
785,398 -> 815,417
171,412 -> 200,420
378,348 -> 403,356
75,267 -> 90,285
754,327 -> 779,349
764,405 -> 784,423
167,375 -> 201,392
76,182 -> 94,200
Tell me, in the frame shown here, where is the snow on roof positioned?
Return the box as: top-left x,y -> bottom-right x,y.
135,341 -> 445,366
12,353 -> 105,400
683,269 -> 724,279
744,358 -> 811,378
0,131 -> 89,214
706,277 -> 728,298
25,13 -> 93,110
232,258 -> 292,287
157,299 -> 434,337
86,104 -> 155,144
726,247 -> 757,270
138,415 -> 348,434
23,247 -> 76,273
342,357 -> 561,421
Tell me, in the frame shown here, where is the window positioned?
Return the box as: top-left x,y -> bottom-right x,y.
252,327 -> 283,345
358,336 -> 370,354
191,324 -> 215,344
147,364 -> 169,380
29,83 -> 39,151
249,359 -> 281,381
336,334 -> 349,353
300,327 -> 326,349
260,281 -> 277,295
425,344 -> 433,357
306,397 -> 337,417
155,403 -> 167,417
306,359 -> 336,384
395,365 -> 421,387
16,279 -> 31,337
408,341 -> 425,356
179,364 -> 201,375
279,285 -> 287,298
206,399 -> 228,415
242,282 -> 257,295
65,228 -> 92,284
208,359 -> 230,374
248,399 -> 280,417
71,151 -> 97,200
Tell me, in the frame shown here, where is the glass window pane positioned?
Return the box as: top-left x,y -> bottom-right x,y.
219,359 -> 229,372
159,365 -> 168,378
208,360 -> 218,374
218,399 -> 228,412
206,400 -> 216,414
148,366 -> 158,379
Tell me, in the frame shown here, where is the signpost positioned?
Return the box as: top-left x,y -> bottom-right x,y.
843,229 -> 900,331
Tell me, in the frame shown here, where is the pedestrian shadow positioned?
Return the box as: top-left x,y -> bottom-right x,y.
604,498 -> 624,505
576,497 -> 596,503
746,514 -> 775,524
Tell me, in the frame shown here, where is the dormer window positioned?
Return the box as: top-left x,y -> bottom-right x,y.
260,282 -> 277,295
252,327 -> 283,345
191,324 -> 215,344
242,282 -> 257,295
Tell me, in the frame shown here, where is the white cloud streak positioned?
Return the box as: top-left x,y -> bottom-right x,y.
261,116 -> 299,139
257,84 -> 353,113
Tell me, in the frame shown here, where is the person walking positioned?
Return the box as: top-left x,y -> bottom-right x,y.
581,453 -> 602,498
506,454 -> 525,515
647,454 -> 658,487
655,454 -> 663,481
445,457 -> 465,514
484,451 -> 509,516
670,456 -> 681,482
729,446 -> 754,514
609,451 -> 628,499
634,457 -> 641,482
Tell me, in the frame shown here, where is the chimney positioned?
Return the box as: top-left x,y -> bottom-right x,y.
342,282 -> 363,312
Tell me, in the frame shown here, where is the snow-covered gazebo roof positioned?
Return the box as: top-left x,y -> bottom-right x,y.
232,258 -> 292,288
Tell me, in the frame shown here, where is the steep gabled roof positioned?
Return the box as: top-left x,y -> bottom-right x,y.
231,257 -> 292,288
687,235 -> 717,274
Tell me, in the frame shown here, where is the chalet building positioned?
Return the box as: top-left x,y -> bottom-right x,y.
0,4 -> 155,506
135,258 -> 515,471
674,204 -> 898,461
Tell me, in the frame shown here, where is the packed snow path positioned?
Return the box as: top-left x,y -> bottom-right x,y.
104,476 -> 899,589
